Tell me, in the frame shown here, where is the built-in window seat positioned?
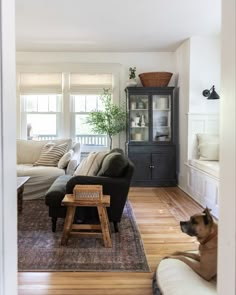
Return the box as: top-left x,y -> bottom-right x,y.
188,159 -> 219,179
185,131 -> 219,218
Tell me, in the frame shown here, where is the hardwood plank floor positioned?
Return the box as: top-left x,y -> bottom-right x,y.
18,187 -> 202,295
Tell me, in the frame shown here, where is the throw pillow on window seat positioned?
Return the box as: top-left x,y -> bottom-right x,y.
197,134 -> 219,161
34,142 -> 69,167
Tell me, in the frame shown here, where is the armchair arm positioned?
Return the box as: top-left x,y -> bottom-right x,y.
66,175 -> 129,194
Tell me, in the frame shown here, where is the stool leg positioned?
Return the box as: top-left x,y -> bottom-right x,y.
52,217 -> 57,232
61,206 -> 76,246
97,205 -> 112,248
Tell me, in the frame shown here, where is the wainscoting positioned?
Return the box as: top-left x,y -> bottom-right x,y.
185,113 -> 219,218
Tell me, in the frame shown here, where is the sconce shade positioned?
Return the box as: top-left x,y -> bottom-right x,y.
202,85 -> 220,100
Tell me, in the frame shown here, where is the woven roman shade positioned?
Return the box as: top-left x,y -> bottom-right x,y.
19,73 -> 62,94
70,73 -> 113,94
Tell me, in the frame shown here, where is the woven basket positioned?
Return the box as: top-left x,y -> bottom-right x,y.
73,184 -> 103,201
139,72 -> 173,87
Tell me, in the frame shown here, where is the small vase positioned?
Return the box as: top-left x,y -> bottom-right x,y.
126,78 -> 137,87
141,115 -> 145,127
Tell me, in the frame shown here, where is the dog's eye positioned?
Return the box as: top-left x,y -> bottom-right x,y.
191,217 -> 198,225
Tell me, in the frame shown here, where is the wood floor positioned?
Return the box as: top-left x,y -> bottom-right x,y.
18,187 -> 202,295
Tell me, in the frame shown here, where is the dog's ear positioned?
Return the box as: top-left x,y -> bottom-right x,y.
203,207 -> 213,225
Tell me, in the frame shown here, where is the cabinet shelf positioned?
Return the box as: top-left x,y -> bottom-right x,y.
130,108 -> 148,111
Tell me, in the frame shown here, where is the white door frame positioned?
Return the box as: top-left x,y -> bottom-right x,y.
0,0 -> 17,295
218,0 -> 236,294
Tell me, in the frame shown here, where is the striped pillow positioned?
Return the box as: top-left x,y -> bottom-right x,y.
34,142 -> 68,167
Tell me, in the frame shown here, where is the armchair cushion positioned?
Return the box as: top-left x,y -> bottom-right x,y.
97,152 -> 128,177
74,151 -> 108,176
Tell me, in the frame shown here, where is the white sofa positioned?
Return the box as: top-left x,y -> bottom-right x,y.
17,139 -> 81,200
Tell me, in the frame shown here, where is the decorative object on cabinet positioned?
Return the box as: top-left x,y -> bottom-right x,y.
86,89 -> 126,150
202,85 -> 220,100
139,72 -> 173,87
126,86 -> 178,187
126,67 -> 137,87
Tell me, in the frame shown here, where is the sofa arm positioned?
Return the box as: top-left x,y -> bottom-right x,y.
66,142 -> 81,175
45,175 -> 72,207
66,159 -> 78,175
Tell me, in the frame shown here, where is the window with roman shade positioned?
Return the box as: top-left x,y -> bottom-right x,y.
70,73 -> 114,151
19,72 -> 63,140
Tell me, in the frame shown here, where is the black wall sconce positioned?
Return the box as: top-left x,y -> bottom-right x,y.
202,85 -> 220,100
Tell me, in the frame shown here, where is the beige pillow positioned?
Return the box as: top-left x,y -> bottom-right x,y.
58,149 -> 74,169
73,151 -> 108,176
197,134 -> 219,161
34,142 -> 69,167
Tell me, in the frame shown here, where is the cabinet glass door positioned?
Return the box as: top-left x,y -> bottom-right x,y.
152,94 -> 171,142
129,95 -> 149,142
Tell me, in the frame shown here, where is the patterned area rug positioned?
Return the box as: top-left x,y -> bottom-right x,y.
18,199 -> 150,272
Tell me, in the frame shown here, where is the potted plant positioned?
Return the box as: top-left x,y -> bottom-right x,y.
86,89 -> 126,150
126,67 -> 137,86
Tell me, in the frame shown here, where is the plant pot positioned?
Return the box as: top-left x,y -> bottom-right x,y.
126,79 -> 137,87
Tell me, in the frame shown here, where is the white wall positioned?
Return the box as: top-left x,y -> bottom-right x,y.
218,0 -> 236,293
189,36 -> 220,114
0,0 -> 17,294
175,35 -> 221,192
174,40 -> 190,188
16,51 -> 177,89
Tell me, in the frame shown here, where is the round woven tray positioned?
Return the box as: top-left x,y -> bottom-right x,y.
139,72 -> 173,87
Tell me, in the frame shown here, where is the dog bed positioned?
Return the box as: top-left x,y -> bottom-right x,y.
153,259 -> 217,295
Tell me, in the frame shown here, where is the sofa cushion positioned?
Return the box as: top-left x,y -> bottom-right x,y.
17,164 -> 65,200
97,152 -> 128,177
34,142 -> 69,167
17,138 -> 73,164
17,139 -> 47,164
58,149 -> 74,169
74,151 -> 108,176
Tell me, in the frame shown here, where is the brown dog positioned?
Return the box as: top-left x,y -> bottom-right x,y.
166,208 -> 217,281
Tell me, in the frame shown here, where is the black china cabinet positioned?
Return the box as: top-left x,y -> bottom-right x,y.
125,87 -> 179,186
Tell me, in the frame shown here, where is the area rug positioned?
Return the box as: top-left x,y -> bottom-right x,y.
18,199 -> 150,272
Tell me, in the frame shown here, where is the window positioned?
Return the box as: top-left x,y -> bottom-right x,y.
71,94 -> 108,148
17,68 -> 119,151
21,94 -> 62,140
70,73 -> 113,150
18,73 -> 62,140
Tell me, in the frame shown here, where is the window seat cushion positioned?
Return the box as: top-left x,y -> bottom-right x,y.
153,259 -> 216,295
188,159 -> 220,179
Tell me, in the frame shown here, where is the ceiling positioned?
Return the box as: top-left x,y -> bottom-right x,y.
15,0 -> 221,52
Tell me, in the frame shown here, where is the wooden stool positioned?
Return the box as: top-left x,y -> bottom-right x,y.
61,194 -> 112,248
